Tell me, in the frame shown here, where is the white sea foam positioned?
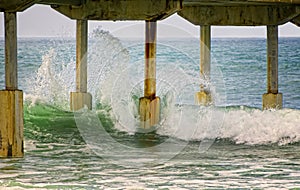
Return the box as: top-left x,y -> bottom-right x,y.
155,105 -> 300,145
220,108 -> 300,145
25,28 -> 300,146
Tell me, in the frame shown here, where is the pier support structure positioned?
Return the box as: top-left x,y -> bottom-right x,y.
70,19 -> 92,111
262,25 -> 282,109
0,12 -> 24,158
139,21 -> 160,130
195,25 -> 212,105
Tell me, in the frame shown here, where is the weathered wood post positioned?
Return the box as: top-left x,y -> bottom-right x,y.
262,25 -> 282,109
139,20 -> 160,129
0,12 -> 24,158
70,19 -> 92,111
195,25 -> 212,105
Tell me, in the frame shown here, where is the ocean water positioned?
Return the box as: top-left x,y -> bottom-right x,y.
0,29 -> 300,189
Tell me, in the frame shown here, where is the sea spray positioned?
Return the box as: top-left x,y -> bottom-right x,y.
3,36 -> 300,189
24,28 -> 226,143
26,48 -> 74,108
23,28 -> 300,146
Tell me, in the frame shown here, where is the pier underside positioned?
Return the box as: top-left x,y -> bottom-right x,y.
0,0 -> 299,157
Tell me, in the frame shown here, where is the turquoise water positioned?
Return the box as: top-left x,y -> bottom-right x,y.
0,30 -> 300,189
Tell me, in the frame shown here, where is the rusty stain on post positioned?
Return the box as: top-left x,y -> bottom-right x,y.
267,25 -> 278,94
139,20 -> 160,129
5,12 -> 18,90
76,19 -> 88,93
195,25 -> 212,105
144,20 -> 157,100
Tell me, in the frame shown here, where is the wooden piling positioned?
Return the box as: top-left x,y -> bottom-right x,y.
5,12 -> 17,90
263,25 -> 282,109
144,21 -> 157,99
139,21 -> 160,130
0,12 -> 23,158
76,19 -> 88,93
70,19 -> 92,111
195,25 -> 212,105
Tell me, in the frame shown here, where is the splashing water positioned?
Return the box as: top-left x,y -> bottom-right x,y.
25,28 -> 300,146
220,107 -> 300,145
5,34 -> 300,189
26,49 -> 75,108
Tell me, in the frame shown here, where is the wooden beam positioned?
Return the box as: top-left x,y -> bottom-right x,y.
38,0 -> 82,6
291,14 -> 300,26
179,5 -> 300,25
51,0 -> 182,20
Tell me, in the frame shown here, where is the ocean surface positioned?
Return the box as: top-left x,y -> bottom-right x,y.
0,29 -> 300,189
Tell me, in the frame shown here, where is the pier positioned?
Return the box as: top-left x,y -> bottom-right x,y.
0,0 -> 299,157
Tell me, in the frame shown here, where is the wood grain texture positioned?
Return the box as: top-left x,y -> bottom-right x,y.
0,90 -> 24,158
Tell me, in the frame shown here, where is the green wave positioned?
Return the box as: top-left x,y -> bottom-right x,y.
23,101 -> 300,146
24,102 -> 83,144
24,102 -> 167,147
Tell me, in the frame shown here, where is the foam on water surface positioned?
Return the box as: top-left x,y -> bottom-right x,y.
23,28 -> 300,147
1,26 -> 299,189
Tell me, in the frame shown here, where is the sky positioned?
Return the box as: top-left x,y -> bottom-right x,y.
0,4 -> 299,38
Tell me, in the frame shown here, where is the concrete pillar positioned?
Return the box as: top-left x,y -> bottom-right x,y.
70,19 -> 92,111
139,21 -> 160,130
262,25 -> 282,109
0,12 -> 24,158
195,25 -> 212,105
